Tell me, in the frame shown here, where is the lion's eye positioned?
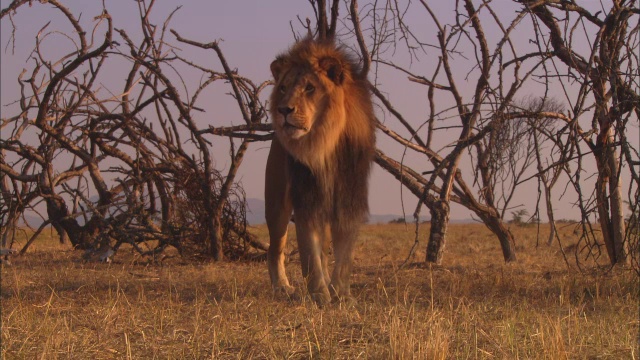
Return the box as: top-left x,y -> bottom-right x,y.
305,84 -> 315,93
279,85 -> 286,93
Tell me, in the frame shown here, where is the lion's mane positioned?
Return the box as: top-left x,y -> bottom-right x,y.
269,38 -> 376,227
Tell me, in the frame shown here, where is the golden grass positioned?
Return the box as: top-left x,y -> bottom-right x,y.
2,223 -> 638,359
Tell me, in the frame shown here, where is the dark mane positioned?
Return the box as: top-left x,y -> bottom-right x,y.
280,38 -> 376,228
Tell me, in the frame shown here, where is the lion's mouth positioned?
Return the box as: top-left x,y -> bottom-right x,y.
284,121 -> 308,132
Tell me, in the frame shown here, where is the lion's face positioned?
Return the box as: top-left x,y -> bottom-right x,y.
271,67 -> 326,140
269,53 -> 349,169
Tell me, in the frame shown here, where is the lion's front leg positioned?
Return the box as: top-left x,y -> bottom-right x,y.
295,219 -> 331,306
329,225 -> 358,302
265,139 -> 295,296
266,219 -> 294,296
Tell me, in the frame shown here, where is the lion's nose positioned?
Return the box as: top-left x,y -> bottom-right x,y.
278,106 -> 294,116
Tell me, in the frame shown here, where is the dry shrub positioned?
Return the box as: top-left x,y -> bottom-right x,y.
171,160 -> 253,260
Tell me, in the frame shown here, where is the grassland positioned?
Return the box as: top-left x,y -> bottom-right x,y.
1,223 -> 638,359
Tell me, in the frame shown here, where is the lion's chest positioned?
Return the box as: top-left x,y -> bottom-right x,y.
286,139 -> 371,227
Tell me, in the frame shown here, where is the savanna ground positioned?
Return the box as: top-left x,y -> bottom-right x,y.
1,223 -> 638,359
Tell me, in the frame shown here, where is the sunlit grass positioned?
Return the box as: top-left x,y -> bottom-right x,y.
2,223 -> 638,358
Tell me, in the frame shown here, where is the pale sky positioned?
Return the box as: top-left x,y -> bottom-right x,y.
1,1 -> 635,222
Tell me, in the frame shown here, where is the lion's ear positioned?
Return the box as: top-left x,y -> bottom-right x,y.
319,57 -> 345,85
270,58 -> 287,80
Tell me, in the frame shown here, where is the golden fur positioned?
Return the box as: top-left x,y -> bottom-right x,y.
265,38 -> 376,305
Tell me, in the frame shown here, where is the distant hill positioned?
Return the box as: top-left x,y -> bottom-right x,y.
244,198 -> 477,225
246,198 -> 399,225
19,198 -> 473,227
246,198 -> 267,225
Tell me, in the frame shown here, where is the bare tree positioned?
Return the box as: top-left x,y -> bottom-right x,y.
0,0 -> 269,260
519,0 -> 639,266
348,1 -> 539,264
519,96 -> 569,246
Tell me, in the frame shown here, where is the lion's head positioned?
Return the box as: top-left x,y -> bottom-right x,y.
269,39 -> 368,172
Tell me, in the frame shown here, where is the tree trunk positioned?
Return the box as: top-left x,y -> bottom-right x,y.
45,194 -> 99,250
426,200 -> 450,264
596,130 -> 628,265
210,215 -> 223,261
596,172 -> 616,262
608,151 -> 628,265
477,211 -> 517,262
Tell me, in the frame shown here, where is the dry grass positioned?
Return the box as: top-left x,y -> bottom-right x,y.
2,223 -> 638,359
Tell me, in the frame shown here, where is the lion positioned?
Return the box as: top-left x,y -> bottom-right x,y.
265,38 -> 376,305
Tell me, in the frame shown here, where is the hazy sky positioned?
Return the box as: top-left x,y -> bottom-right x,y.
1,1 -> 633,221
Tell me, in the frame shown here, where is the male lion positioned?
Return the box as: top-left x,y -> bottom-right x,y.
265,38 -> 376,305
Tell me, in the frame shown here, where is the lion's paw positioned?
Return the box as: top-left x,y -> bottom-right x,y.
309,291 -> 332,307
273,285 -> 297,301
